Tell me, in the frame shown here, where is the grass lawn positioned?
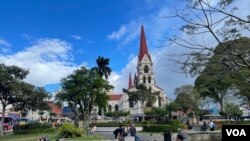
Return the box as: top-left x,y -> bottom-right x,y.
1,133 -> 103,141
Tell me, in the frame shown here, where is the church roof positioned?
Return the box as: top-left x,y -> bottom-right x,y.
109,95 -> 122,101
128,72 -> 133,89
138,25 -> 152,62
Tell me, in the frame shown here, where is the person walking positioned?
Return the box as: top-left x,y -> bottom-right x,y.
113,125 -> 124,141
128,124 -> 139,141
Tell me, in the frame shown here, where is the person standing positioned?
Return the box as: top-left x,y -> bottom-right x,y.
128,124 -> 139,141
200,121 -> 207,131
209,120 -> 216,131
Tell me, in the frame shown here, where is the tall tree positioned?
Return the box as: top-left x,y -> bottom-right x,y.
56,66 -> 113,130
0,64 -> 29,136
174,85 -> 200,112
194,61 -> 235,111
166,0 -> 250,75
92,56 -> 112,79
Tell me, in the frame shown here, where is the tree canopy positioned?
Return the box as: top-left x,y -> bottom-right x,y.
0,63 -> 50,136
166,0 -> 250,75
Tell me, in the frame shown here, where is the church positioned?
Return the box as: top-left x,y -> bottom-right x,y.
107,26 -> 168,119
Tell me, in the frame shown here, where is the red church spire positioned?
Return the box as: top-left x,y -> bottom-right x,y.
138,25 -> 152,62
128,72 -> 133,89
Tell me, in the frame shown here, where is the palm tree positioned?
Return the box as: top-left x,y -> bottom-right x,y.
92,56 -> 112,79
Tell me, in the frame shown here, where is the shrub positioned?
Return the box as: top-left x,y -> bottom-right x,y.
13,123 -> 54,134
143,124 -> 185,132
167,120 -> 182,125
58,122 -> 84,138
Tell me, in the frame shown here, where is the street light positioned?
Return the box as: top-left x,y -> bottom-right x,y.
86,92 -> 90,137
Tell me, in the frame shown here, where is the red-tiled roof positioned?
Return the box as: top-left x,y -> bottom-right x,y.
138,25 -> 152,62
109,95 -> 122,101
48,101 -> 62,115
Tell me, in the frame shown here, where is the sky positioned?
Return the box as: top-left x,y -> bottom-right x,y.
0,0 -> 249,100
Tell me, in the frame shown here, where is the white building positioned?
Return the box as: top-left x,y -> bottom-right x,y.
106,26 -> 168,120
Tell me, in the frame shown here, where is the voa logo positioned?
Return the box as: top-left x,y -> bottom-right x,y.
226,129 -> 246,136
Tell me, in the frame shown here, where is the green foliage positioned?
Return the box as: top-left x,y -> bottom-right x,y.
167,120 -> 182,125
92,56 -> 112,79
143,124 -> 185,132
104,111 -> 130,118
56,66 -> 113,122
89,123 -> 141,127
58,123 -> 83,138
0,63 -> 50,136
123,84 -> 160,114
144,107 -> 167,123
174,85 -> 200,112
224,103 -> 243,118
13,123 -> 53,134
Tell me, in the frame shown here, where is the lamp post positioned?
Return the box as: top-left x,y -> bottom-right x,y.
86,93 -> 90,137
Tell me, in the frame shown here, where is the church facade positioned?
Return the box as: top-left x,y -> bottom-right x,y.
107,26 -> 168,118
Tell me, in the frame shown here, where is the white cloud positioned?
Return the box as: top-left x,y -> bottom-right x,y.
108,47 -> 195,99
107,25 -> 127,40
0,38 -> 79,87
0,38 -> 11,53
107,0 -> 250,99
0,39 -> 11,47
71,35 -> 82,40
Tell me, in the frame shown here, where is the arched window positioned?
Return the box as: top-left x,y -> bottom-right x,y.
115,105 -> 119,111
148,76 -> 151,83
108,105 -> 112,112
144,65 -> 149,73
143,76 -> 146,83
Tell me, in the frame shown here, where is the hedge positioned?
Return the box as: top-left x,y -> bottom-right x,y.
89,123 -> 142,127
142,124 -> 185,132
13,123 -> 54,134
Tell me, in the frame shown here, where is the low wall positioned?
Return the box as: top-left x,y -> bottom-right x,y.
187,131 -> 221,141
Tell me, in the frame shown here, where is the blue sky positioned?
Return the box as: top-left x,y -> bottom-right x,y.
1,0 -> 248,99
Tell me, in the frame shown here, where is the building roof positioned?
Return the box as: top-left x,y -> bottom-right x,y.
48,101 -> 62,115
138,25 -> 152,62
109,95 -> 122,101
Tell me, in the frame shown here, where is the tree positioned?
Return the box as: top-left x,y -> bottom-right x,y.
56,66 -> 113,130
0,64 -> 28,136
233,68 -> 250,105
165,101 -> 182,119
194,63 -> 234,111
13,83 -> 51,114
123,84 -> 160,120
144,107 -> 167,123
194,37 -> 250,109
174,85 -> 200,112
92,56 -> 112,79
224,103 -> 243,121
104,111 -> 130,121
166,0 -> 250,75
